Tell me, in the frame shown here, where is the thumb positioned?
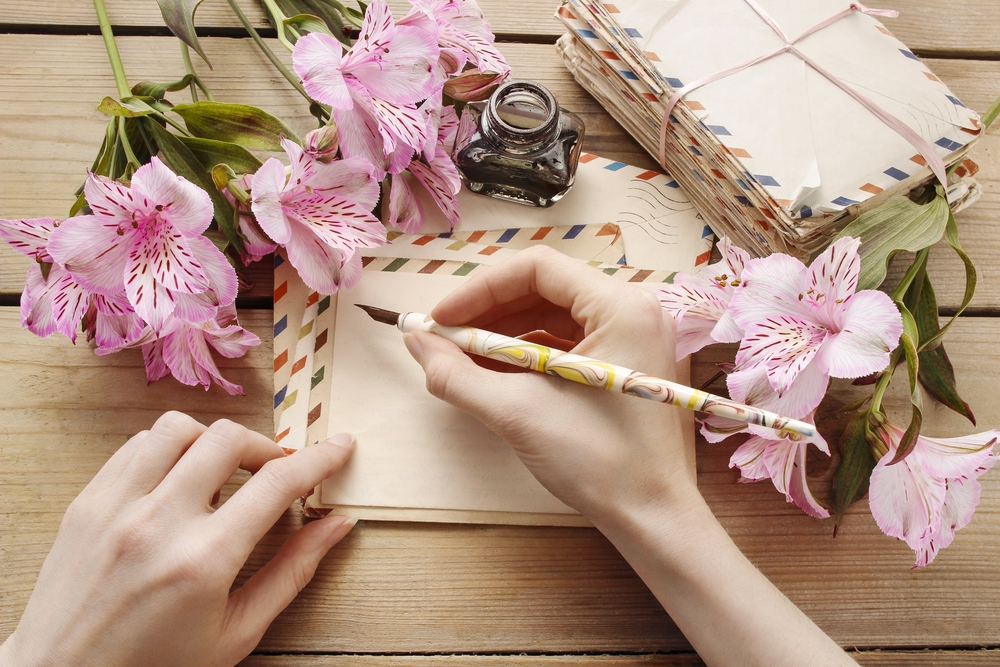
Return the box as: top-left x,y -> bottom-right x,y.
223,514 -> 357,659
403,330 -> 536,428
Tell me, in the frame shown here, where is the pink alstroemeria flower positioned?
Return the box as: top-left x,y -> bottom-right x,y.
293,1 -> 439,174
728,237 -> 903,413
0,216 -> 144,346
869,422 -> 998,568
385,105 -> 462,232
412,0 -> 509,77
45,157 -> 238,332
657,236 -> 750,360
251,137 -> 385,294
140,305 -> 260,396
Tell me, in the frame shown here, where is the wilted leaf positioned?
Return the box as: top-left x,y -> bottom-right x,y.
131,75 -> 195,101
178,136 -> 263,174
141,118 -> 243,254
97,96 -> 157,118
833,411 -> 878,527
836,191 -> 949,290
172,101 -> 300,150
155,0 -> 211,67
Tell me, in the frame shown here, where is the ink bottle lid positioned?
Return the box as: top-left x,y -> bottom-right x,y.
453,80 -> 585,208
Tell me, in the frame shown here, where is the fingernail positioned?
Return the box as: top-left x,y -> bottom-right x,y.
326,432 -> 355,449
324,515 -> 358,547
403,332 -> 423,363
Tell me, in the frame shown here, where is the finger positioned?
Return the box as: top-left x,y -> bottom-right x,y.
159,419 -> 286,508
211,434 -> 356,560
81,429 -> 149,495
224,515 -> 356,657
431,246 -> 625,332
115,411 -> 207,498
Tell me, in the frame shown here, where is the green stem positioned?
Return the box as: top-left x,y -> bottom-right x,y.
181,43 -> 200,103
225,0 -> 311,100
93,0 -> 130,98
890,247 -> 930,302
117,117 -> 141,168
260,0 -> 301,51
869,348 -> 902,416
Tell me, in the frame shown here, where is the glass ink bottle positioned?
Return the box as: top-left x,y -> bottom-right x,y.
453,80 -> 585,208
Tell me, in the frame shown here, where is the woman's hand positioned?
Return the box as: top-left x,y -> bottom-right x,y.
0,413 -> 356,667
402,245 -> 698,523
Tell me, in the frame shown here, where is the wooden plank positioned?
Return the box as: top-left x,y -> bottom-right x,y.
2,307 -> 999,652
1,35 -> 998,309
1,0 -> 999,58
239,651 -> 1000,667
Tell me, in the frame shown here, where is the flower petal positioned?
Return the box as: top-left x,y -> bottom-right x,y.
729,435 -> 770,481
371,98 -> 429,154
83,172 -> 136,224
729,253 -> 810,329
914,472 -> 988,568
910,429 -> 999,481
0,217 -> 57,261
21,264 -> 59,338
47,215 -> 129,296
815,290 -> 902,379
48,269 -> 90,342
333,100 -> 394,174
805,236 -> 861,324
763,439 -> 830,518
283,219 -> 351,294
726,362 -> 828,421
124,244 -> 176,331
409,153 -> 460,228
869,450 -> 946,551
250,158 -> 293,245
293,32 -> 353,110
131,225 -> 208,295
387,173 -> 425,233
187,234 -> 238,308
142,338 -> 170,383
289,193 -> 387,256
130,157 -> 214,237
701,414 -> 748,443
736,315 -> 828,395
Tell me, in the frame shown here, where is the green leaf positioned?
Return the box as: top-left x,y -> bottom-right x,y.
983,94 -> 1000,130
285,13 -> 334,36
155,0 -> 211,67
141,118 -> 243,255
833,411 -> 878,527
97,96 -> 157,118
171,101 -> 300,150
887,301 -> 923,465
919,210 -> 977,351
835,191 -> 950,290
131,75 -> 195,100
177,136 -> 263,174
910,274 -> 977,424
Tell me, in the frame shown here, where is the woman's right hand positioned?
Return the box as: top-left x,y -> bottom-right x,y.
402,245 -> 699,523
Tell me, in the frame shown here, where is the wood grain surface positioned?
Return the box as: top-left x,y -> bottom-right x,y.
2,0 -> 999,663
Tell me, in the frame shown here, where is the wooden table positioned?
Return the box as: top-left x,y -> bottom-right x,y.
1,2 -> 998,664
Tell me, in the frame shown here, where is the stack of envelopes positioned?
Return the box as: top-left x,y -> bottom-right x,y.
555,0 -> 983,258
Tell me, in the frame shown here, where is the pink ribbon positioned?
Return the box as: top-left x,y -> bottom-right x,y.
657,1 -> 950,197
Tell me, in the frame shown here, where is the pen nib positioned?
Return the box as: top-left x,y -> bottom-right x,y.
356,304 -> 401,325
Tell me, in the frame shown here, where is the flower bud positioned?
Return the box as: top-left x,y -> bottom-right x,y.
304,123 -> 340,163
443,70 -> 507,102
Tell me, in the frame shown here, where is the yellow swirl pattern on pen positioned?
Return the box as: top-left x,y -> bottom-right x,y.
544,357 -> 618,389
480,336 -> 552,371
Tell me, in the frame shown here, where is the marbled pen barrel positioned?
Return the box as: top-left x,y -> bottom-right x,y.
396,312 -> 815,438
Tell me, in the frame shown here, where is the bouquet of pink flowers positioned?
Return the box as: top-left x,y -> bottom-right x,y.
0,0 -> 509,395
658,235 -> 998,567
